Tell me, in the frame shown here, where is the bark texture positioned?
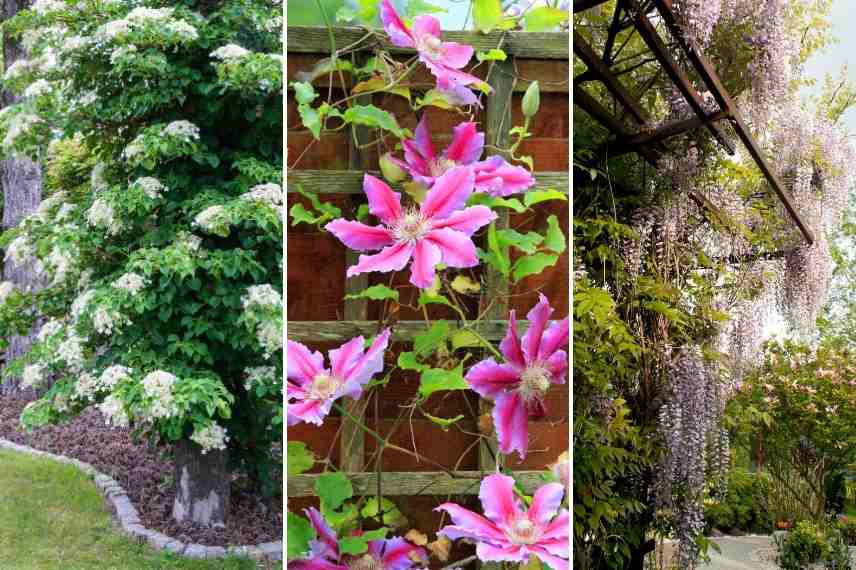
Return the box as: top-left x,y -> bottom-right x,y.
172,439 -> 231,527
1,0 -> 44,395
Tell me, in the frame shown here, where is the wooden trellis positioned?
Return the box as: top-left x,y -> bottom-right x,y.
286,25 -> 569,502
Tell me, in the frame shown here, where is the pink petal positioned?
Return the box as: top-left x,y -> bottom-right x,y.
424,228 -> 478,268
412,115 -> 436,161
424,58 -> 485,89
500,310 -> 526,368
378,537 -> 427,570
430,205 -> 496,236
379,0 -> 414,48
409,238 -> 442,289
541,510 -> 570,541
439,41 -> 475,69
522,294 -> 553,364
476,543 -> 527,564
527,482 -> 565,526
435,503 -> 506,542
443,122 -> 483,164
536,538 -> 570,559
420,165 -> 474,220
347,241 -> 413,278
402,140 -> 431,180
473,157 -> 536,196
328,336 -> 364,382
288,559 -> 346,570
538,317 -> 569,361
286,379 -> 307,398
305,507 -> 340,559
363,174 -> 402,225
411,15 -> 441,39
287,340 -> 324,384
531,549 -> 569,570
342,328 -> 391,397
493,390 -> 529,459
544,349 -> 568,384
287,398 -> 332,426
479,473 -> 524,527
438,84 -> 482,108
326,219 -> 395,252
465,358 -> 521,398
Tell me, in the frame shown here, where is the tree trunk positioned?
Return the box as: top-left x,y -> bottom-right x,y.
172,439 -> 230,527
1,0 -> 43,395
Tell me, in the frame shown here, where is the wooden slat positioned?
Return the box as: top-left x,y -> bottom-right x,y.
287,319 -> 556,342
287,26 -> 569,60
286,170 -> 569,194
287,470 -> 546,497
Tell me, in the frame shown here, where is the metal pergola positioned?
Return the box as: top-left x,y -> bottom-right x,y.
573,0 -> 815,245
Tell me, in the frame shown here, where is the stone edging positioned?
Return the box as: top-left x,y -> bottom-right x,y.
0,438 -> 283,561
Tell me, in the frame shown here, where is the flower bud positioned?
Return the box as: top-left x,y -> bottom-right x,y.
522,80 -> 540,119
379,152 -> 407,183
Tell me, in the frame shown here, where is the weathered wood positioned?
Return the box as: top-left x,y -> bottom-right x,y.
287,470 -> 546,497
287,319 -> 554,342
286,26 -> 569,60
286,170 -> 569,194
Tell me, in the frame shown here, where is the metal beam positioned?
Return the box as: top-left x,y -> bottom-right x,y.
602,110 -> 729,157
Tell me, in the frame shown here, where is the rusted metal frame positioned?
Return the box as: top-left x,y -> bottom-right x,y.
602,2 -> 625,64
623,0 -> 736,154
602,109 -> 729,157
651,0 -> 815,245
574,0 -> 610,13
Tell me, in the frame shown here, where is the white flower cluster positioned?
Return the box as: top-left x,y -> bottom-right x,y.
57,334 -> 86,372
142,370 -> 177,418
35,191 -> 68,221
5,235 -> 36,268
244,365 -> 275,391
37,48 -> 59,73
46,244 -> 77,285
211,44 -> 250,61
122,140 -> 143,161
86,198 -> 121,235
37,319 -> 64,342
257,319 -> 282,358
191,423 -> 229,454
24,79 -> 51,98
165,20 -> 198,40
4,59 -> 33,81
241,182 -> 282,212
126,7 -> 175,22
100,365 -> 132,390
98,19 -> 132,39
73,372 -> 100,401
179,232 -> 203,252
112,272 -> 146,295
21,364 -> 47,390
193,205 -> 226,233
4,113 -> 43,149
91,162 -> 109,193
62,35 -> 89,53
31,0 -> 64,14
163,120 -> 200,142
110,44 -> 138,65
0,281 -> 15,303
71,289 -> 95,322
98,394 -> 129,428
92,305 -> 125,336
132,176 -> 165,199
55,203 -> 75,221
242,284 -> 282,310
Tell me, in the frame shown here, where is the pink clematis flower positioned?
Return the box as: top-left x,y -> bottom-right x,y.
325,168 -> 496,289
290,507 -> 427,570
436,474 -> 569,570
380,0 -> 485,93
465,294 -> 569,459
287,329 -> 390,426
391,116 -> 535,197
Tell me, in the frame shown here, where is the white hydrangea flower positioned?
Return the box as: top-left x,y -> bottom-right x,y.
242,284 -> 282,309
21,363 -> 47,390
211,44 -> 250,61
240,183 -> 282,208
62,35 -> 89,53
5,235 -> 35,267
73,372 -> 100,401
164,120 -> 200,142
31,0 -> 64,13
257,319 -> 282,358
166,20 -> 198,40
193,205 -> 226,233
55,203 -> 75,221
4,59 -> 33,81
86,198 -> 121,235
122,140 -> 144,161
142,370 -> 177,418
37,319 -> 64,342
90,162 -> 108,192
36,191 -> 68,220
126,7 -> 174,22
181,233 -> 203,252
98,394 -> 129,428
24,79 -> 51,98
4,113 -> 43,149
98,18 -> 131,39
57,334 -> 86,372
244,365 -> 275,391
132,176 -> 165,199
37,48 -> 59,73
100,365 -> 132,390
92,305 -> 125,335
112,272 -> 146,294
46,245 -> 76,285
191,423 -> 229,454
0,281 -> 15,303
109,44 -> 137,64
71,289 -> 95,321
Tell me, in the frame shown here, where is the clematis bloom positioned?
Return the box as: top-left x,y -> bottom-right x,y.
436,474 -> 569,570
287,329 -> 390,426
380,0 -> 485,93
325,168 -> 496,289
465,294 -> 569,459
391,116 -> 535,197
290,507 -> 427,570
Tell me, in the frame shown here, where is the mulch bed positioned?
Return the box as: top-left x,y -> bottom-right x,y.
0,393 -> 282,547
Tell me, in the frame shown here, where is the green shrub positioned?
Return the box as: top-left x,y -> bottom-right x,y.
774,520 -> 852,570
705,468 -> 772,534
837,516 -> 856,546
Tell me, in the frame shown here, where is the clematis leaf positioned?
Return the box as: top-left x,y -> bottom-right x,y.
474,0 -> 503,32
419,364 -> 468,399
424,411 -> 465,430
287,512 -> 315,558
544,215 -> 566,254
315,472 -> 353,511
524,189 -> 566,208
345,284 -> 399,302
287,441 -> 315,475
512,253 -> 559,282
523,7 -> 569,32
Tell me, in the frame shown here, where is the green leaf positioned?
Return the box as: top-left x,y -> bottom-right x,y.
450,275 -> 481,294
406,0 -> 447,16
544,215 -> 566,253
343,105 -> 407,138
524,189 -> 567,208
298,104 -> 322,139
291,81 -> 318,105
287,512 -> 316,558
424,412 -> 465,430
345,284 -> 399,302
287,441 -> 315,475
483,222 -> 511,276
356,0 -> 379,22
512,253 -> 559,282
289,203 -> 320,226
469,192 -> 527,213
398,351 -> 428,372
414,89 -> 458,111
497,229 -> 543,254
418,291 -> 454,308
413,320 -> 450,357
352,76 -> 411,101
419,365 -> 468,399
338,528 -> 390,555
315,472 -> 353,511
295,58 -> 353,83
524,7 -> 569,31
335,6 -> 357,23
473,0 -> 503,32
476,48 -> 507,62
450,329 -> 481,350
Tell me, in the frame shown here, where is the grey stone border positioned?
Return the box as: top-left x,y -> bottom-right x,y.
0,438 -> 283,561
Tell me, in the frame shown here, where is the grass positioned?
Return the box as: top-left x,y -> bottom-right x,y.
0,449 -> 267,570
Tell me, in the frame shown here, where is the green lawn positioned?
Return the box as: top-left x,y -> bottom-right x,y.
0,449 -> 261,570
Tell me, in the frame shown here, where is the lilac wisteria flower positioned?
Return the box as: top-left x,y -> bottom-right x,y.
380,0 -> 484,93
325,168 -> 496,289
287,329 -> 391,426
465,294 -> 569,459
436,474 -> 569,570
290,507 -> 427,570
390,117 -> 535,197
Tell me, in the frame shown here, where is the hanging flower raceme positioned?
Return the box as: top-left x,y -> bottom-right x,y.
326,168 -> 496,289
390,117 -> 536,197
287,329 -> 391,426
290,507 -> 427,570
436,474 -> 569,570
379,0 -> 485,95
465,294 -> 568,459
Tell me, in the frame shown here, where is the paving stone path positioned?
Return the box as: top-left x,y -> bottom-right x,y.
703,535 -> 776,570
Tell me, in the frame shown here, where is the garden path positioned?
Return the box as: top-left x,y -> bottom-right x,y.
703,535 -> 775,570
